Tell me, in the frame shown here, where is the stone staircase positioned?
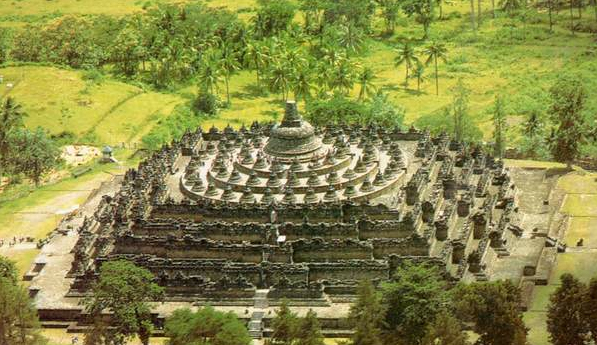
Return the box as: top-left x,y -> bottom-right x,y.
249,289 -> 269,339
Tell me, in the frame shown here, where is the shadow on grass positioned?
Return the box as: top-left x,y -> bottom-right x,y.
231,83 -> 268,100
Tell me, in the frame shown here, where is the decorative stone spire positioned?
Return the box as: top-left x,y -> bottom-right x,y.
191,178 -> 206,193
247,171 -> 261,187
307,172 -> 321,186
228,168 -> 242,183
261,188 -> 274,204
240,187 -> 256,203
205,182 -> 219,197
343,168 -> 356,180
360,177 -> 374,193
221,185 -> 235,201
304,188 -> 319,203
283,187 -> 297,204
324,186 -> 339,202
344,185 -> 357,198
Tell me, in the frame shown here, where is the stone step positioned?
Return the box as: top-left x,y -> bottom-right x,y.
248,320 -> 262,329
252,311 -> 265,320
249,330 -> 263,339
254,299 -> 268,308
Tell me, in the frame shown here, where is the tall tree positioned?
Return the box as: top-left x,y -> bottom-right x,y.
245,41 -> 269,90
10,127 -> 61,187
0,255 -> 18,284
348,281 -> 384,345
83,260 -> 164,345
219,46 -> 241,105
252,0 -> 296,38
329,58 -> 357,95
357,66 -> 377,101
547,74 -> 587,169
423,41 -> 448,96
198,52 -> 223,95
470,0 -> 477,31
337,22 -> 365,56
268,59 -> 291,101
0,97 -> 27,180
295,310 -> 324,345
271,300 -> 298,345
547,274 -> 589,345
165,307 -> 251,345
492,95 -> 507,159
0,255 -> 46,345
450,79 -> 471,142
412,63 -> 426,92
291,62 -> 313,103
452,280 -> 527,345
394,42 -> 419,89
422,310 -> 470,345
376,0 -> 401,33
380,261 -> 447,345
401,0 -> 436,38
583,277 -> 597,344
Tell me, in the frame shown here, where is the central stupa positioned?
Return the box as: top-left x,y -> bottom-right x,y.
264,101 -> 323,162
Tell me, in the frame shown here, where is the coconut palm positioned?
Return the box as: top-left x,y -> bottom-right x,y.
244,41 -> 267,89
338,22 -> 364,57
291,63 -> 313,103
198,52 -> 222,95
267,59 -> 291,101
357,66 -> 377,101
330,58 -> 357,95
394,42 -> 419,89
423,41 -> 448,96
219,47 -> 240,105
412,63 -> 426,92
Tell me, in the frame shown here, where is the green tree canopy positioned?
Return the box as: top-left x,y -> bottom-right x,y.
295,309 -> 324,345
271,300 -> 299,345
83,260 -> 164,345
0,255 -> 46,345
451,280 -> 527,345
165,306 -> 251,345
547,273 -> 589,345
348,281 -> 384,345
547,74 -> 588,168
380,261 -> 447,345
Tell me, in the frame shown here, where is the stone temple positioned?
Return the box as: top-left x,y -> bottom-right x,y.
30,101 -> 559,337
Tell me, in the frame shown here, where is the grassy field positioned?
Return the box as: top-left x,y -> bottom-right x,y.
0,65 -> 186,145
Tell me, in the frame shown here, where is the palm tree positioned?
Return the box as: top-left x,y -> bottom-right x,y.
315,61 -> 333,96
198,52 -> 222,95
0,97 -> 26,181
470,0 -> 477,31
267,59 -> 290,101
330,58 -> 356,95
394,42 -> 419,89
357,66 -> 377,101
338,22 -> 364,57
219,47 -> 240,105
412,63 -> 426,92
500,0 -> 522,14
423,41 -> 448,96
291,63 -> 313,103
244,41 -> 266,89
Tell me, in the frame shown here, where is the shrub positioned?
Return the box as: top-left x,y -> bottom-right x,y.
192,92 -> 220,116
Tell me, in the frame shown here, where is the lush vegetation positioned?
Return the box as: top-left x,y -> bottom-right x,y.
0,255 -> 46,345
0,0 -> 594,161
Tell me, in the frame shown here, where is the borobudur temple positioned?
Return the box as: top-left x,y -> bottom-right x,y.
29,101 -> 559,337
